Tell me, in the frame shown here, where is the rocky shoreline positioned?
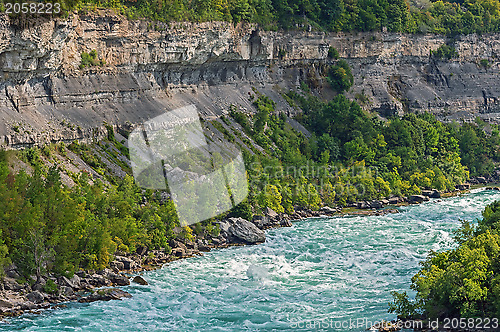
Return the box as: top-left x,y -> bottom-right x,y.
0,186 -> 476,322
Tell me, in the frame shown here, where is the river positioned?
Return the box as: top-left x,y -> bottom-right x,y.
2,188 -> 499,331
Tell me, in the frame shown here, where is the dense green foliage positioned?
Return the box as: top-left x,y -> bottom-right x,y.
63,0 -> 500,35
432,43 -> 458,60
228,201 -> 253,220
327,59 -> 354,92
293,92 -> 500,177
0,149 -> 195,281
456,121 -> 500,176
224,89 -> 500,216
390,200 -> 500,318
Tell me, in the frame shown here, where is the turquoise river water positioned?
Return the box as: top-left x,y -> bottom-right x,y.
1,188 -> 499,331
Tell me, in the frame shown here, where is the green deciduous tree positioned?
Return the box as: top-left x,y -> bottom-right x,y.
390,200 -> 500,319
327,59 -> 354,93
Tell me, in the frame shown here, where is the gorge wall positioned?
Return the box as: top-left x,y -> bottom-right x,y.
1,11 -> 500,147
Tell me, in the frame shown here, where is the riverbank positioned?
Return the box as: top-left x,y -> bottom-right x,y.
0,187 -> 475,322
0,206 -> 398,319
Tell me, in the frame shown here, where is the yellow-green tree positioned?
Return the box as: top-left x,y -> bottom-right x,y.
258,184 -> 284,213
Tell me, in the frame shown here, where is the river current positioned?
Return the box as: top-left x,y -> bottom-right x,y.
2,188 -> 499,331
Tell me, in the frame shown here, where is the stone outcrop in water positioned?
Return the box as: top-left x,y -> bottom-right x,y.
78,288 -> 132,303
132,276 -> 148,285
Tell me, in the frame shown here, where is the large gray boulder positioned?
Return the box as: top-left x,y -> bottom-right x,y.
4,264 -> 20,279
218,220 -> 232,235
58,274 -> 81,289
252,215 -> 270,229
109,273 -> 130,286
369,200 -> 383,209
264,207 -> 278,218
421,190 -> 433,197
170,240 -> 188,257
114,256 -> 137,270
357,201 -> 369,209
59,286 -> 74,297
456,183 -> 471,190
20,301 -> 38,310
110,260 -> 125,271
26,291 -> 44,304
388,197 -> 400,205
88,274 -> 109,287
0,298 -> 14,309
227,217 -> 266,244
477,176 -> 487,184
3,277 -> 23,291
429,190 -> 441,198
319,206 -> 336,214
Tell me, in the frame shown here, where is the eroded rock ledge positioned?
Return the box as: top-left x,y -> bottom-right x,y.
0,12 -> 499,148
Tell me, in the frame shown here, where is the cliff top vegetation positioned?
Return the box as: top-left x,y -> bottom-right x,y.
49,0 -> 500,35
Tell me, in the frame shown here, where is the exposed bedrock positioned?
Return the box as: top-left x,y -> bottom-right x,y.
0,12 -> 499,147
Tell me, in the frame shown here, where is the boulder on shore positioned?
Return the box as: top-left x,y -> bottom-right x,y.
3,277 -> 23,291
429,189 -> 441,198
114,256 -> 136,270
226,217 -> 266,244
357,201 -> 369,209
170,240 -> 188,257
456,183 -> 471,190
26,291 -> 44,304
58,275 -> 80,290
320,206 -> 336,214
421,189 -> 441,198
0,298 -> 14,309
388,197 -> 402,205
369,200 -> 383,209
421,190 -> 433,197
110,260 -> 124,271
252,215 -> 270,229
132,276 -> 148,285
264,207 -> 278,218
280,219 -> 293,227
477,176 -> 487,184
88,273 -> 109,287
408,195 -> 426,204
109,274 -> 130,286
59,286 -> 74,297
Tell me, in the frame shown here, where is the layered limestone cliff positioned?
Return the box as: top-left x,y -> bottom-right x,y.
0,11 -> 499,147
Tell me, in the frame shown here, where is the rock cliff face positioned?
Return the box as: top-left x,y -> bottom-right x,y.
0,12 -> 499,147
